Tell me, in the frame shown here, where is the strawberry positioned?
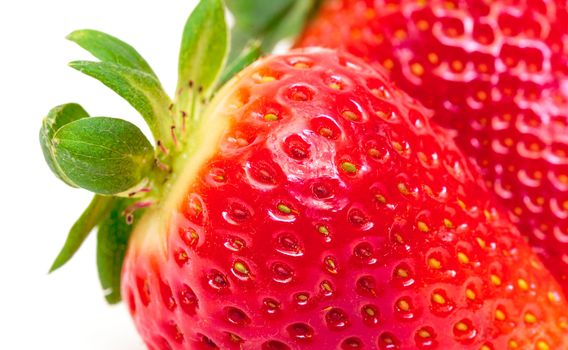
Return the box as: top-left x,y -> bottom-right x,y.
123,48 -> 568,349
299,0 -> 568,293
41,1 -> 568,349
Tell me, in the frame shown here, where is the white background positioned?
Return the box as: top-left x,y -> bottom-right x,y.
0,1 -> 198,349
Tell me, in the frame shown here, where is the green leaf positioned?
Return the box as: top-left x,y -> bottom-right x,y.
67,29 -> 157,78
40,103 -> 90,187
49,195 -> 115,273
97,197 -> 141,304
69,61 -> 172,143
52,117 -> 154,195
176,0 -> 229,114
217,41 -> 261,88
227,0 -> 321,58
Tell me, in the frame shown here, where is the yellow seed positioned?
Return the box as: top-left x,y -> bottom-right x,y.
480,345 -> 491,350
455,322 -> 468,331
428,258 -> 442,270
444,1 -> 456,9
325,257 -> 336,270
432,293 -> 446,304
491,275 -> 502,286
466,288 -> 476,300
397,299 -> 410,311
376,111 -> 389,120
394,29 -> 407,40
458,252 -> 470,264
548,291 -> 561,304
319,127 -> 333,138
277,203 -> 292,214
392,142 -> 403,152
293,62 -> 309,69
396,268 -> 409,278
342,110 -> 358,121
383,336 -> 393,344
444,218 -> 454,228
530,258 -> 541,269
452,60 -> 464,71
364,306 -> 375,316
178,251 -> 188,261
394,233 -> 404,244
368,147 -> 381,158
233,261 -> 249,275
417,20 -> 429,31
477,91 -> 488,101
321,281 -> 332,292
329,82 -> 342,90
517,279 -> 529,291
318,225 -> 329,235
261,75 -> 276,83
397,183 -> 410,195
417,329 -> 431,338
495,309 -> 506,321
417,221 -> 430,233
264,113 -> 279,121
428,52 -> 439,64
341,162 -> 358,174
508,340 -> 518,349
476,237 -> 487,249
383,59 -> 395,70
375,194 -> 387,204
513,207 -> 522,216
411,62 -> 425,76
524,312 -> 537,324
504,138 -> 514,147
536,341 -> 550,350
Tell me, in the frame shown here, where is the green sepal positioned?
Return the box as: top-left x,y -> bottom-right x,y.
97,197 -> 142,304
69,61 -> 172,143
217,41 -> 261,89
176,0 -> 229,115
40,103 -> 90,187
227,0 -> 321,58
49,195 -> 115,273
67,29 -> 157,78
52,117 -> 154,195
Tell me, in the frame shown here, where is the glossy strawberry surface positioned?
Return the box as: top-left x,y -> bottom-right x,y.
300,0 -> 568,293
121,49 -> 567,350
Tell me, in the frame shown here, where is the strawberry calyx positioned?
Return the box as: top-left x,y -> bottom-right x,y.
40,0 -> 319,303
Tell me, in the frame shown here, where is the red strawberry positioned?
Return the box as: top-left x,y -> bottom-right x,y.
299,0 -> 568,293
118,48 -> 568,349
41,2 -> 568,349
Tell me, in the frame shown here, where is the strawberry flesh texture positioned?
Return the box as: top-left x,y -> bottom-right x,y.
122,50 -> 568,350
299,0 -> 568,293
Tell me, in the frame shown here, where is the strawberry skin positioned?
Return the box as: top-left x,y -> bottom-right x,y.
299,0 -> 568,293
121,49 -> 568,350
